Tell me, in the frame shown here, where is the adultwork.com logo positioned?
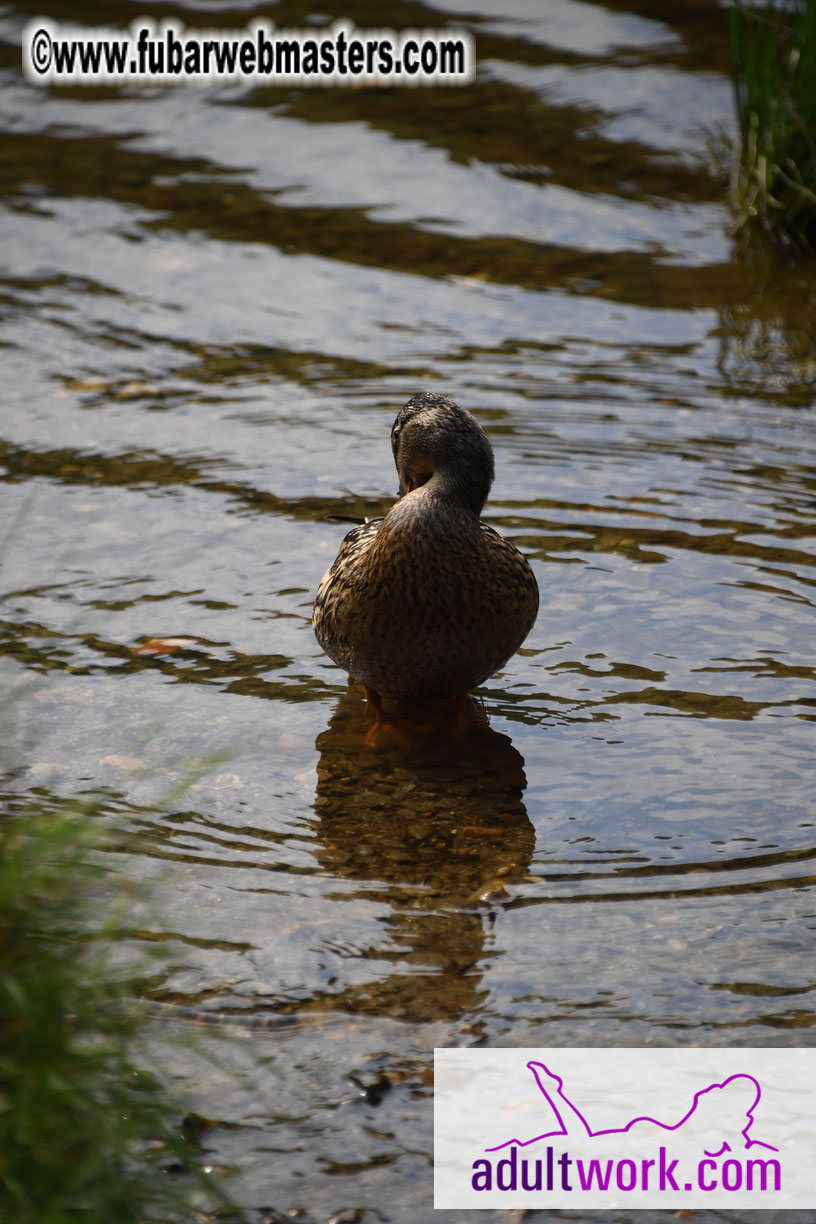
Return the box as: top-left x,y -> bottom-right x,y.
477,1060 -> 779,1195
434,1048 -> 816,1209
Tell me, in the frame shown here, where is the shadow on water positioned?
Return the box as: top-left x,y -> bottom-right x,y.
716,245 -> 816,408
312,684 -> 535,1022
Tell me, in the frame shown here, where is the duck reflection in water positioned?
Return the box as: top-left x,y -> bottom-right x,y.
313,392 -> 539,747
312,684 -> 535,1022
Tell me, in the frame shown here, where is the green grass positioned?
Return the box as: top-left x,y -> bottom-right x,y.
729,0 -> 816,250
0,793 -> 230,1224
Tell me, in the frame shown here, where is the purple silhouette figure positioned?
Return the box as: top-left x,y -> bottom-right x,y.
487,1061 -> 779,1156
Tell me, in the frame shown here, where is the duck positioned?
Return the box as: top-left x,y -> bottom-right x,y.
313,392 -> 539,740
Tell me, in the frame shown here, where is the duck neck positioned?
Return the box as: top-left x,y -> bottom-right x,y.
424,466 -> 488,517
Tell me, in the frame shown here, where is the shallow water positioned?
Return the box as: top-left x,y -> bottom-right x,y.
2,0 -> 815,1219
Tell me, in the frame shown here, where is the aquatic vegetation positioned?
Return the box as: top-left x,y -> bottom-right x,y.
0,794 -> 229,1224
729,0 -> 816,250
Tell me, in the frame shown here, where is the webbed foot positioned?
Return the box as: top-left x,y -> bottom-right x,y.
363,688 -> 488,748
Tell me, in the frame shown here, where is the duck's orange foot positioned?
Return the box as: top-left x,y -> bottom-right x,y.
364,716 -> 419,749
362,688 -> 488,748
447,692 -> 490,740
363,686 -> 418,748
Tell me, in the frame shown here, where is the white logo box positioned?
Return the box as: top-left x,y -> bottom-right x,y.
434,1047 -> 816,1209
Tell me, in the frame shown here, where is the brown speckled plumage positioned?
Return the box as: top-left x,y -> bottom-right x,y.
313,392 -> 539,701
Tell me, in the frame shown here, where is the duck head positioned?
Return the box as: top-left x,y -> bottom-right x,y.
391,392 -> 495,515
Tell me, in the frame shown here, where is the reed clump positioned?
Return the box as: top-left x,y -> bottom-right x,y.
0,795 -> 225,1224
729,0 -> 816,250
